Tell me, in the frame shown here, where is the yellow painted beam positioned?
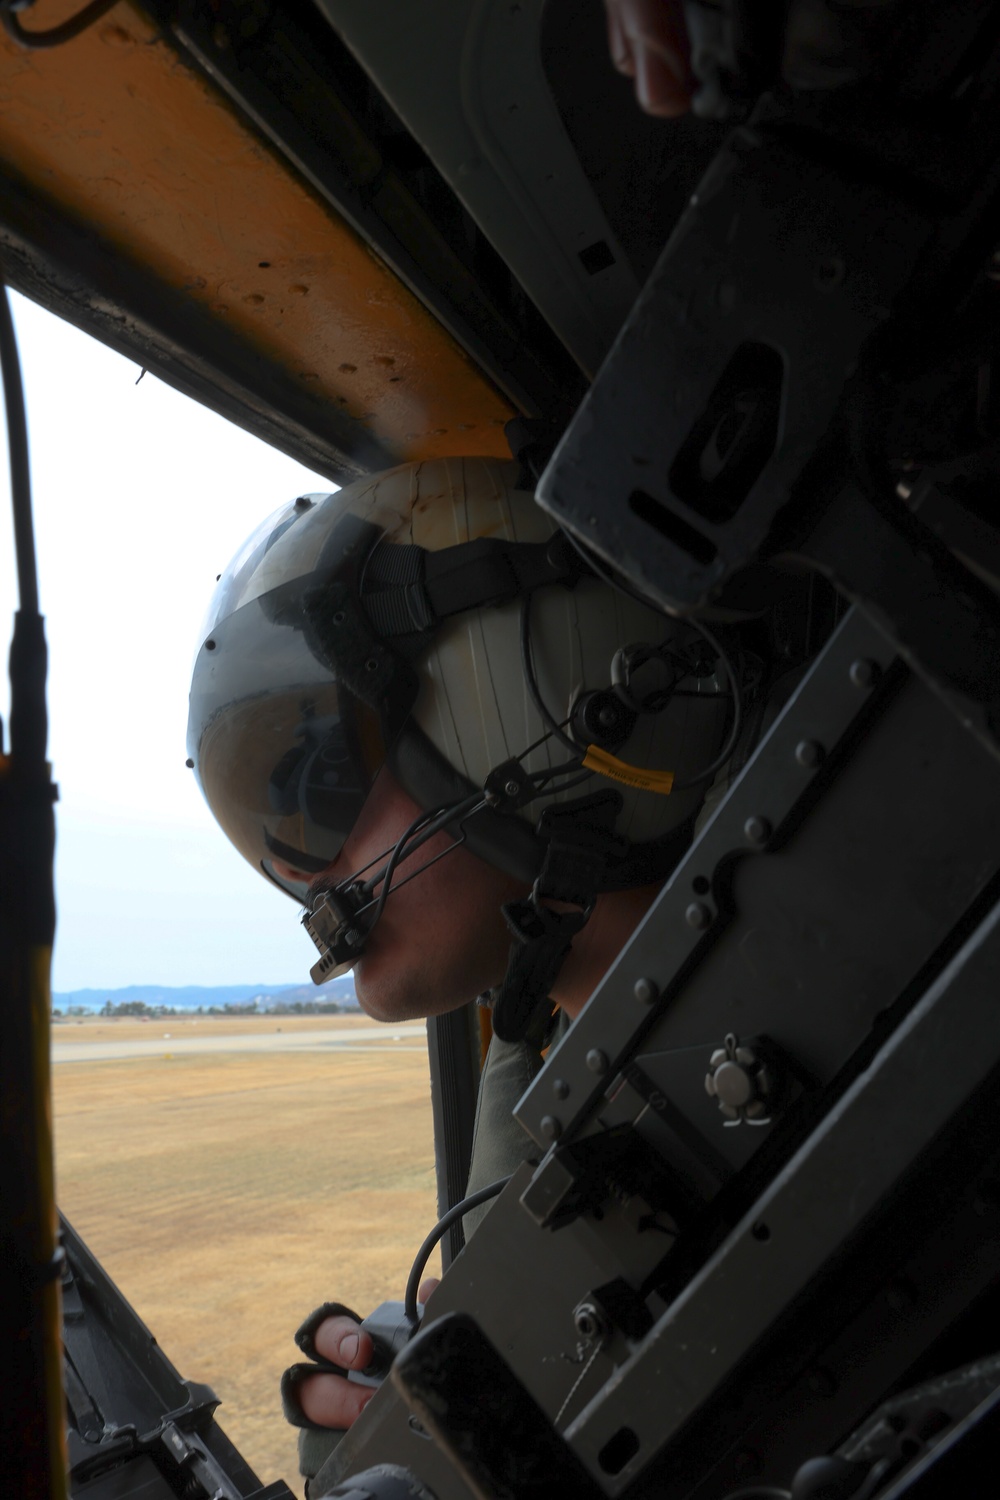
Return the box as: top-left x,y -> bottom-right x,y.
0,0 -> 515,460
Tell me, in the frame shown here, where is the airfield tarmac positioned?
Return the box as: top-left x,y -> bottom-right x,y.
52,1013 -> 440,1498
51,1013 -> 426,1062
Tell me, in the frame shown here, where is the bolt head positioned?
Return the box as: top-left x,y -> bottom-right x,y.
633,977 -> 657,1005
744,815 -> 771,845
540,1114 -> 562,1141
713,1059 -> 755,1109
586,1048 -> 609,1075
573,1302 -> 605,1340
849,658 -> 877,689
686,901 -> 712,930
795,739 -> 824,768
553,1077 -> 570,1101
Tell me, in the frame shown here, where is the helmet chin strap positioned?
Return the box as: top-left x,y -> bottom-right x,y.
490,791 -> 627,1044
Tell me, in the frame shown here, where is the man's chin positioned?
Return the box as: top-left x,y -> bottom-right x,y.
352,958 -> 423,1025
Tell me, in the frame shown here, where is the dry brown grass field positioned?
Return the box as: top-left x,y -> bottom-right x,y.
52,1017 -> 442,1498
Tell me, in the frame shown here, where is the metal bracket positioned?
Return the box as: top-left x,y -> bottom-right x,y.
515,606 -> 897,1150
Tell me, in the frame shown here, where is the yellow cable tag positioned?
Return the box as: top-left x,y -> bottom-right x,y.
582,745 -> 675,795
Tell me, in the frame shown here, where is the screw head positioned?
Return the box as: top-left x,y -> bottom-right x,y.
573,1302 -> 607,1341
633,977 -> 657,1005
586,1048 -> 609,1075
744,815 -> 771,845
712,1060 -> 755,1109
795,739 -> 823,768
686,901 -> 712,930
504,779 -> 521,798
553,1077 -> 570,1100
849,658 -> 877,689
540,1115 -> 562,1141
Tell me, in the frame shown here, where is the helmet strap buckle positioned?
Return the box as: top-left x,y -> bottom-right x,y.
489,792 -> 627,1044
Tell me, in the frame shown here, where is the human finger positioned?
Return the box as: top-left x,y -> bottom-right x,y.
611,0 -> 694,116
605,0 -> 636,76
298,1370 -> 375,1429
312,1314 -> 375,1372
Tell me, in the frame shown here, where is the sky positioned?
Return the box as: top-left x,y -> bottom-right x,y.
0,291 -> 339,991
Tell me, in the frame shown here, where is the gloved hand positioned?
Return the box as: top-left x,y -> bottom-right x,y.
281,1303 -> 379,1433
281,1282 -> 440,1489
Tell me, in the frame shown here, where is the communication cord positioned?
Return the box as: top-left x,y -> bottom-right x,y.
0,279 -> 65,1500
404,1176 -> 512,1329
0,0 -> 119,50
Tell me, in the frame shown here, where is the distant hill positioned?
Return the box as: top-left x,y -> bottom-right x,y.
53,978 -> 358,1013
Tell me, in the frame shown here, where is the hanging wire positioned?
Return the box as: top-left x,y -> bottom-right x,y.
527,537 -> 746,798
364,793 -> 483,927
520,592 -> 582,757
0,0 -> 119,50
671,618 -> 744,791
404,1176 -> 512,1328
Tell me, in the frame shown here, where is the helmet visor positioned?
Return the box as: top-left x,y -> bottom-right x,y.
187,506 -> 418,901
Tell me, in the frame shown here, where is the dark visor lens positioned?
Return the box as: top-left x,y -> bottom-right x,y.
188,514 -> 419,892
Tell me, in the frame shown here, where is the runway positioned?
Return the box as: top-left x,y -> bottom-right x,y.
51,1021 -> 427,1063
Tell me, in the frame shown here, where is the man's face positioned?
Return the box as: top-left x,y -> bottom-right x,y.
294,770 -> 526,1023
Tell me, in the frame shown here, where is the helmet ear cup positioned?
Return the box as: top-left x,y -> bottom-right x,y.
570,689 -> 637,751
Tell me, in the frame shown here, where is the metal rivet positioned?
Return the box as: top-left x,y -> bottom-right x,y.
540,1115 -> 562,1140
633,977 -> 657,1005
573,1301 -> 608,1341
849,658 -> 877,689
744,815 -> 771,845
586,1048 -> 609,1075
795,739 -> 823,768
553,1078 -> 570,1100
686,901 -> 712,930
185,758 -> 194,769
205,639 -> 216,651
